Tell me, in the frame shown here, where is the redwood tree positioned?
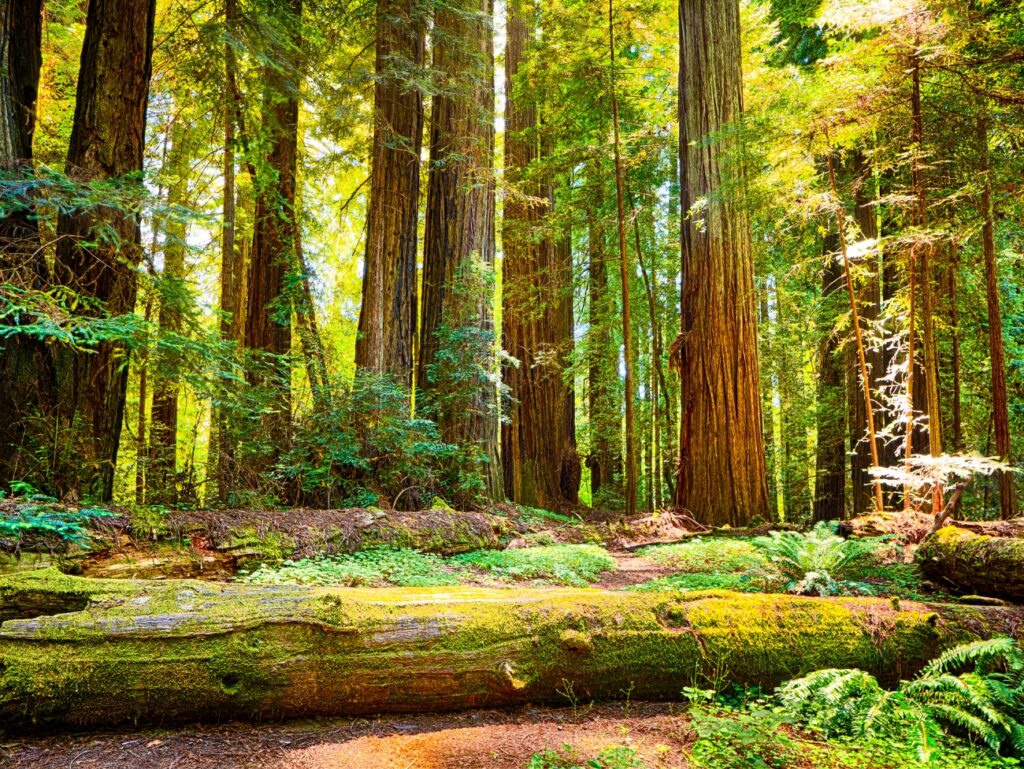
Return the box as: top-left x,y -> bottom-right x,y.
418,0 -> 501,498
0,0 -> 53,488
500,0 -> 578,509
978,114 -> 1016,519
674,0 -> 769,525
244,0 -> 303,462
52,0 -> 156,501
147,121 -> 193,505
355,0 -> 425,382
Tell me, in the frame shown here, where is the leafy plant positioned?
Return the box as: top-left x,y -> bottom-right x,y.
238,547 -> 465,587
753,522 -> 882,595
777,637 -> 1024,760
0,502 -> 116,555
454,544 -> 616,587
527,745 -> 647,769
276,373 -> 485,510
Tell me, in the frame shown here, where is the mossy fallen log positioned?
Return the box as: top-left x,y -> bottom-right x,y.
166,506 -> 514,561
917,525 -> 1024,601
1,569 -> 1023,733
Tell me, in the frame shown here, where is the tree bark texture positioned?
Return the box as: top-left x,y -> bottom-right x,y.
0,0 -> 54,490
244,0 -> 303,460
418,0 -> 501,498
977,119 -> 1016,519
501,0 -> 578,510
848,160 -> 883,516
674,0 -> 769,525
355,0 -> 425,382
2,569 -> 1021,732
51,0 -> 157,501
813,234 -> 846,522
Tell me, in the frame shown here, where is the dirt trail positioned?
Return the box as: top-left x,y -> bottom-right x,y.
594,552 -> 674,590
2,703 -> 693,769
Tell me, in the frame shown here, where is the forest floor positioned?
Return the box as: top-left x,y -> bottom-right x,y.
1,703 -> 693,769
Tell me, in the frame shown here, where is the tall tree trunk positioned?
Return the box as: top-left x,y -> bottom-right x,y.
630,189 -> 672,508
418,0 -> 501,498
608,0 -> 637,518
501,0 -> 578,509
586,172 -> 622,506
848,155 -> 883,515
51,0 -> 156,502
813,232 -> 846,522
148,121 -> 193,506
977,116 -> 1016,519
213,0 -> 241,504
674,0 -> 769,525
243,0 -> 303,468
355,0 -> 424,383
908,47 -> 942,512
0,0 -> 54,490
947,241 -> 963,453
294,253 -> 329,409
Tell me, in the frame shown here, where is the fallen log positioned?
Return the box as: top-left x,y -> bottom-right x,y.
166,506 -> 514,560
1,569 -> 1023,733
917,525 -> 1024,601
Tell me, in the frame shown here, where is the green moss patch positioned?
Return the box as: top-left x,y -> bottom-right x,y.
239,547 -> 465,587
638,538 -> 769,573
453,544 -> 616,586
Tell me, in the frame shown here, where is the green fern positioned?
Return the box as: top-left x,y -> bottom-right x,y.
777,637 -> 1024,760
752,521 -> 882,594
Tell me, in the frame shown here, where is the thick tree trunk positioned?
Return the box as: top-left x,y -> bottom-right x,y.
977,118 -> 1016,519
813,234 -> 846,522
0,0 -> 55,490
3,570 -> 1022,733
355,0 -> 424,382
418,0 -> 501,498
51,0 -> 156,501
243,0 -> 302,465
674,0 -> 769,525
501,0 -> 578,510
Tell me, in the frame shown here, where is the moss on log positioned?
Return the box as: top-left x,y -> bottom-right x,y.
1,569 -> 1022,733
918,525 -> 1024,601
167,507 -> 514,560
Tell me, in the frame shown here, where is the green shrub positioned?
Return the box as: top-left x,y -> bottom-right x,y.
276,373 -> 486,510
752,522 -> 883,596
238,547 -> 464,587
639,538 -> 770,573
454,544 -> 616,586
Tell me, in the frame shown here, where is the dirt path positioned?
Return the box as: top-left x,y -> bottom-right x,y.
594,552 -> 674,590
1,703 -> 693,769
